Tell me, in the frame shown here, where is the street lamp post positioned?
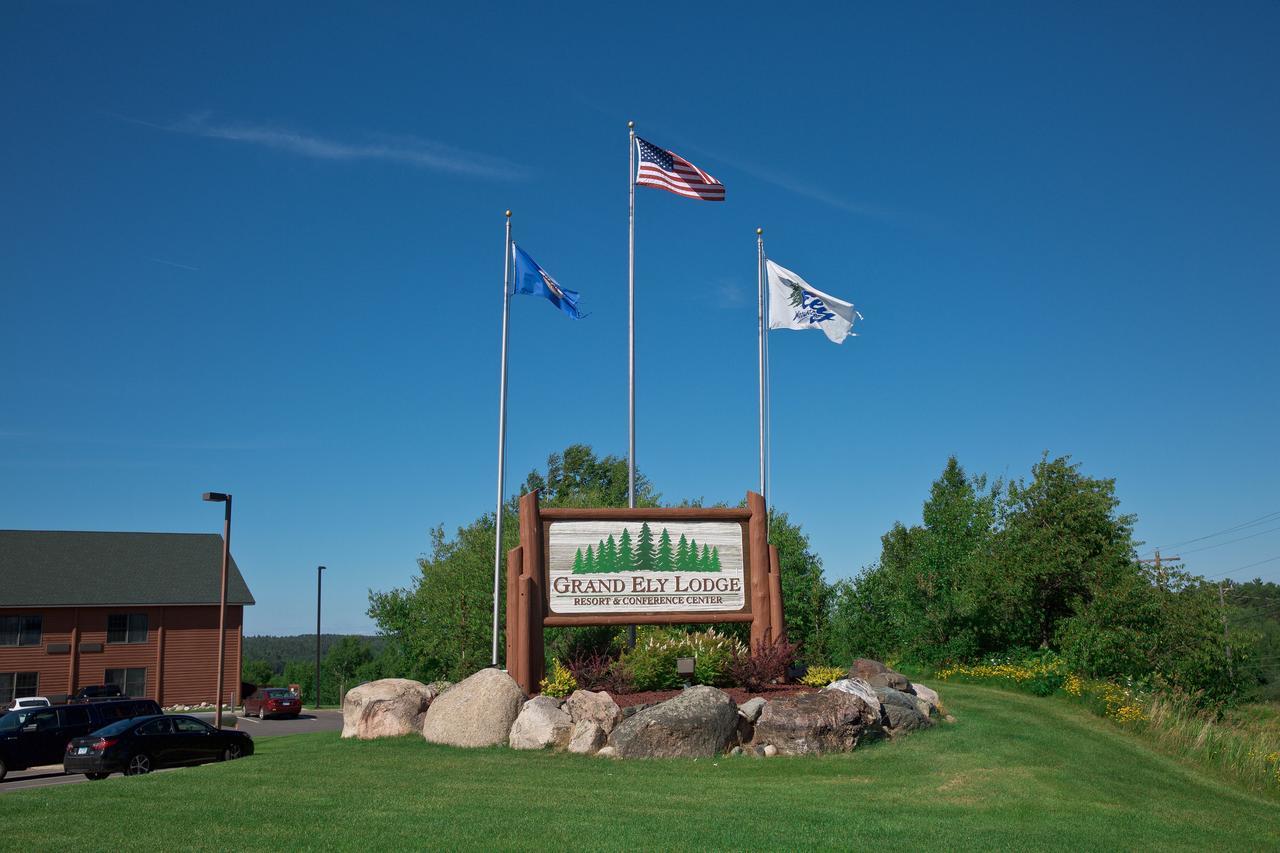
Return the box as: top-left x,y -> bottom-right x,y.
315,565 -> 325,709
201,491 -> 232,730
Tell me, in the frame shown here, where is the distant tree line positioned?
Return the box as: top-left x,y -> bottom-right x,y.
241,634 -> 396,706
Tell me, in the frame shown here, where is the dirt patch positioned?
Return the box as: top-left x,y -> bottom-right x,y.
605,684 -> 819,708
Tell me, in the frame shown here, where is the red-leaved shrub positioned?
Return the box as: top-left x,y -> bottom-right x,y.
727,639 -> 797,692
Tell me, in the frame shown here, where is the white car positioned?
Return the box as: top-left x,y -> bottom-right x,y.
6,696 -> 50,711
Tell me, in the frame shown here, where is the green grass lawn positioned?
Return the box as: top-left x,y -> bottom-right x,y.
5,683 -> 1278,851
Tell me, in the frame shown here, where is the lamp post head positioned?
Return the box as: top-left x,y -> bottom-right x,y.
318,565 -> 326,572
202,492 -> 230,503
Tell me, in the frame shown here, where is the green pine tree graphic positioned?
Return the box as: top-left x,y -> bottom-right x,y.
656,527 -> 674,571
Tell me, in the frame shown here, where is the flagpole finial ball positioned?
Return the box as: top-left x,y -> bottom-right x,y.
628,120 -> 634,129
505,209 -> 511,218
756,227 -> 763,235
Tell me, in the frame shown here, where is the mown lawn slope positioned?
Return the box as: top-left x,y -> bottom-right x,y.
5,683 -> 1277,851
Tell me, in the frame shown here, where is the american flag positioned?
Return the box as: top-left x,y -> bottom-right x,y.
635,137 -> 725,201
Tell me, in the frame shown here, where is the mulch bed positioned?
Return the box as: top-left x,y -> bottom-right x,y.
605,684 -> 819,708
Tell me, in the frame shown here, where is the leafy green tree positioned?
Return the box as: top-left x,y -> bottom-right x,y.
325,636 -> 374,701
242,658 -> 274,687
635,522 -> 655,571
768,510 -> 835,665
656,528 -> 675,571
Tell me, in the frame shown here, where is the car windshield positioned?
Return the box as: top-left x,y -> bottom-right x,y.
264,689 -> 293,698
92,716 -> 152,737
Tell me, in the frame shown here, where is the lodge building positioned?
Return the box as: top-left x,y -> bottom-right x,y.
0,530 -> 254,707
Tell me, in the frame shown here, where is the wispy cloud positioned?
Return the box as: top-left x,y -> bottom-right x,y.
148,257 -> 200,272
123,112 -> 529,180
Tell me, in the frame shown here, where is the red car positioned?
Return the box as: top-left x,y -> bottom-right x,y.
243,688 -> 302,719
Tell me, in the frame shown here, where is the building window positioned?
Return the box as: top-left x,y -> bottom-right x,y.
104,667 -> 147,697
106,613 -> 148,644
0,615 -> 42,646
0,672 -> 39,705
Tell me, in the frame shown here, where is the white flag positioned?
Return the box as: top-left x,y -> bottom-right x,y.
766,259 -> 862,344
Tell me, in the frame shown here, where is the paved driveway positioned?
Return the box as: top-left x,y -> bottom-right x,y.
2,709 -> 344,793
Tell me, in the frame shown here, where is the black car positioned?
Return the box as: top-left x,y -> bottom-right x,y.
64,714 -> 253,779
73,684 -> 126,702
0,698 -> 161,781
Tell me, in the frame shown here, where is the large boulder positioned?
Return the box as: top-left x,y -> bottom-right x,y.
912,682 -> 940,707
751,691 -> 878,755
564,690 -> 623,735
421,668 -> 525,748
567,720 -> 607,754
509,695 -> 572,750
867,670 -> 912,692
341,678 -> 439,740
825,678 -> 883,718
609,686 -> 738,758
884,703 -> 932,736
738,697 -> 766,723
875,686 -> 918,711
848,658 -> 889,681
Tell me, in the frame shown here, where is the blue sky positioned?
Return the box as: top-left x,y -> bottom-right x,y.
3,3 -> 1278,635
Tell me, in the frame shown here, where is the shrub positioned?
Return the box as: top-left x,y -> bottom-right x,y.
727,639 -> 797,693
566,649 -> 634,694
539,658 -> 578,698
799,665 -> 847,688
620,627 -> 746,691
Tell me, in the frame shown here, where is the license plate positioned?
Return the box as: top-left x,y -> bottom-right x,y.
76,747 -> 89,754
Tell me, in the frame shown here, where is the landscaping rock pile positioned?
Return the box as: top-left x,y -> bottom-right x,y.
340,658 -> 951,759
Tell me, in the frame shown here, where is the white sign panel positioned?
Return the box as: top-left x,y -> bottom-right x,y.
546,520 -> 746,614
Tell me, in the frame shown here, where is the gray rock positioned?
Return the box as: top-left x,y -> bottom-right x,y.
621,702 -> 654,719
913,697 -> 938,719
509,695 -> 573,750
596,745 -> 617,758
729,745 -> 744,756
564,690 -> 623,735
848,658 -> 889,681
884,703 -> 932,736
825,678 -> 883,719
421,668 -> 525,748
875,686 -> 918,711
751,690 -> 877,755
608,686 -> 739,759
867,670 -> 912,692
911,682 -> 940,707
341,678 -> 439,740
763,744 -> 778,757
738,697 -> 766,723
943,714 -> 958,724
567,720 -> 607,754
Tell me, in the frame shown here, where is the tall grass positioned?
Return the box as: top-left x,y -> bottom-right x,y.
1138,692 -> 1280,796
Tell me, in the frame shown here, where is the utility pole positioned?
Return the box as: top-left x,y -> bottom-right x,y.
1138,549 -> 1181,589
1218,582 -> 1234,680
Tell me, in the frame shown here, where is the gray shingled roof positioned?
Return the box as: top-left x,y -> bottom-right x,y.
0,531 -> 254,607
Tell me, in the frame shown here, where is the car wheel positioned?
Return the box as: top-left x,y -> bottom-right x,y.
125,753 -> 152,776
0,758 -> 7,782
224,743 -> 243,762
86,772 -> 109,781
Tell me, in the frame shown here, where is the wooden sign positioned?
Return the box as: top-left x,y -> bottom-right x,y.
504,490 -> 787,695
547,520 -> 747,614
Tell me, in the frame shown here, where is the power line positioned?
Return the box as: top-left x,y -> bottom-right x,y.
1208,554 -> 1280,580
1177,523 -> 1280,556
1144,509 -> 1280,556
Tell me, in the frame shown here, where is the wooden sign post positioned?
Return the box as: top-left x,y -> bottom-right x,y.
505,489 -> 785,695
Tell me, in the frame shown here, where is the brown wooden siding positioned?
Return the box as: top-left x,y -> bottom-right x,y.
0,605 -> 242,707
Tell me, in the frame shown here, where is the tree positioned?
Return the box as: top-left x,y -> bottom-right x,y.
618,528 -> 636,572
242,658 -> 273,687
699,543 -> 711,571
635,522 -> 655,571
768,510 -> 834,665
583,544 -> 597,573
572,548 -> 585,573
709,547 -> 721,572
325,636 -> 374,701
675,534 -> 689,570
656,528 -> 675,571
601,534 -> 618,573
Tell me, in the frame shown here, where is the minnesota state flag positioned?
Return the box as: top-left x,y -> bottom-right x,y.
512,244 -> 583,319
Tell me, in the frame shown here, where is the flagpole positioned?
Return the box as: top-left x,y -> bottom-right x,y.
627,120 -> 637,649
491,209 -> 512,668
628,120 -> 637,510
757,227 -> 766,506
